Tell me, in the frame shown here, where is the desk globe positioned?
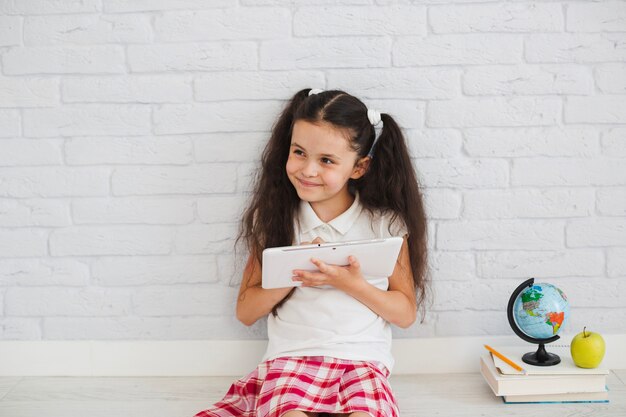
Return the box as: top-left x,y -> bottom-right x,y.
507,278 -> 570,366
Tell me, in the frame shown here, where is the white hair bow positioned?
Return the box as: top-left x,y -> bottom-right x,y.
367,108 -> 382,127
367,109 -> 384,158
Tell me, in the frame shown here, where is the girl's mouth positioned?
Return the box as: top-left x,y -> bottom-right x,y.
297,178 -> 321,187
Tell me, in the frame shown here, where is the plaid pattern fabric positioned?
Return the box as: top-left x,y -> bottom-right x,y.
193,356 -> 399,417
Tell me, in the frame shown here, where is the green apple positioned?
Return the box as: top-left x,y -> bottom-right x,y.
570,327 -> 606,369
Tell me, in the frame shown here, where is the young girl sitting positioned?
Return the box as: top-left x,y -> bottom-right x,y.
194,88 -> 429,417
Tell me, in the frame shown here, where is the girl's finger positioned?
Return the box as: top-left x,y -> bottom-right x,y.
299,277 -> 316,286
348,255 -> 361,270
293,270 -> 323,281
311,258 -> 335,275
311,258 -> 325,272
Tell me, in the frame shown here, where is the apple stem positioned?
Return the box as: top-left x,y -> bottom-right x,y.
583,326 -> 587,338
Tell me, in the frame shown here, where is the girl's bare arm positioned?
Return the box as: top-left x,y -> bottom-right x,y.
236,253 -> 293,326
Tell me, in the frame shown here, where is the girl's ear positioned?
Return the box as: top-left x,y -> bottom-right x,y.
350,156 -> 371,179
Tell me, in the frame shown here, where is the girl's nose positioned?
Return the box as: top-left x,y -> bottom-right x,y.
302,161 -> 318,177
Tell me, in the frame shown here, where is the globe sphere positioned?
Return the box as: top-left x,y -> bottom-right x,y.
512,282 -> 570,341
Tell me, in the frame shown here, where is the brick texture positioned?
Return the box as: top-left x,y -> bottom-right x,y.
0,1 -> 624,341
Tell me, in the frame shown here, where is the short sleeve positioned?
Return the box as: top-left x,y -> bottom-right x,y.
389,216 -> 408,237
376,210 -> 407,238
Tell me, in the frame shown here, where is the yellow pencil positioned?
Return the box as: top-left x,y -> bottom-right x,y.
484,345 -> 527,374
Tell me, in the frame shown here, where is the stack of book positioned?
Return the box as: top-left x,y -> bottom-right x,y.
480,346 -> 609,404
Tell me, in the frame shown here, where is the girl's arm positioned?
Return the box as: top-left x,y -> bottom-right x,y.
292,236 -> 418,328
236,252 -> 293,326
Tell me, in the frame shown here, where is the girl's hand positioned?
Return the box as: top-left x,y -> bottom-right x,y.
300,237 -> 324,246
292,255 -> 366,293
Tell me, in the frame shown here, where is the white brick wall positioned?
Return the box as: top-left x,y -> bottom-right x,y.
0,0 -> 625,342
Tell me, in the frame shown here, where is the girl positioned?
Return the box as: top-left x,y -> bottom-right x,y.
194,88 -> 429,417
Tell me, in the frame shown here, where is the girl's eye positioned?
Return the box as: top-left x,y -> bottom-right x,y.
293,149 -> 305,156
321,157 -> 334,165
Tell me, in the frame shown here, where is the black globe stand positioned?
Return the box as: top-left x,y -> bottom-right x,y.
522,343 -> 561,366
507,278 -> 561,367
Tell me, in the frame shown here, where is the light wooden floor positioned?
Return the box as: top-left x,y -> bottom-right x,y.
0,371 -> 624,416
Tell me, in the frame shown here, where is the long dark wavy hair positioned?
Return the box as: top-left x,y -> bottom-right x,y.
239,88 -> 429,318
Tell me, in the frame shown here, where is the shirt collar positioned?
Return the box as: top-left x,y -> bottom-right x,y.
297,193 -> 363,236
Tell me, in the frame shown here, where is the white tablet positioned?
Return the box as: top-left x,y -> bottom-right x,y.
261,236 -> 403,289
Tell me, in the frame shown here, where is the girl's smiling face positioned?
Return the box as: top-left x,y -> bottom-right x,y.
286,120 -> 368,217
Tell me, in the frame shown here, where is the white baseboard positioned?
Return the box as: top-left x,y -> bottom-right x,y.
1,334 -> 624,376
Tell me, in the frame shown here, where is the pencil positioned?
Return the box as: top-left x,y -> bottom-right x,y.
484,344 -> 527,374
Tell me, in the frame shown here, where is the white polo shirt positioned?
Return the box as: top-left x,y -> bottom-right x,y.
262,194 -> 407,372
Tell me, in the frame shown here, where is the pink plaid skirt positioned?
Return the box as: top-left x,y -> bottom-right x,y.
193,356 -> 399,417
